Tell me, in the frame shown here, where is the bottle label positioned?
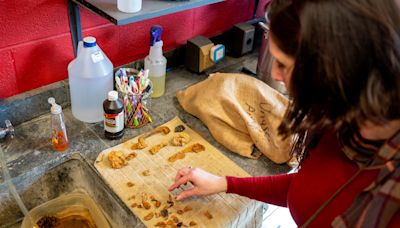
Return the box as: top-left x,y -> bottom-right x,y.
104,111 -> 124,133
91,51 -> 104,63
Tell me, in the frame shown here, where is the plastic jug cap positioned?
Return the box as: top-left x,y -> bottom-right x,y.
48,97 -> 62,114
150,26 -> 162,46
83,36 -> 97,48
108,91 -> 118,101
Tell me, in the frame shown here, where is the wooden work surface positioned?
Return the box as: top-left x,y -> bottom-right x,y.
95,117 -> 260,227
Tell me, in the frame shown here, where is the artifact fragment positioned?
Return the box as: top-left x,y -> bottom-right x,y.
149,142 -> 168,155
131,137 -> 147,150
171,215 -> 179,223
168,143 -> 205,162
142,201 -> 151,210
142,170 -> 150,176
204,211 -> 213,219
143,126 -> 171,138
182,143 -> 205,153
171,132 -> 191,146
152,199 -> 161,208
168,152 -> 186,162
127,195 -> 136,200
155,221 -> 167,227
183,205 -> 192,212
144,212 -> 154,221
131,126 -> 170,151
174,125 -> 185,132
125,152 -> 137,160
160,209 -> 169,217
108,151 -> 127,169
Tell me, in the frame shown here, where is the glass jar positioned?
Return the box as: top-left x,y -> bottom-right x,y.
119,85 -> 153,128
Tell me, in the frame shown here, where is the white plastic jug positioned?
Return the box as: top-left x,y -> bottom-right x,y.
68,37 -> 113,123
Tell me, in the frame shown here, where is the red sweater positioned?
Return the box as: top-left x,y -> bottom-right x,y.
226,131 -> 400,226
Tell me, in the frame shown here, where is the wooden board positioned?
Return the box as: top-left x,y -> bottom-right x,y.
95,117 -> 260,227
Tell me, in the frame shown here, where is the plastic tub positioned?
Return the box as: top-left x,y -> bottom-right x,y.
21,189 -> 110,228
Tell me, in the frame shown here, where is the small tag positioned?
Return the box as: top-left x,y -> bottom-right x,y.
210,44 -> 225,62
215,48 -> 224,60
91,51 -> 104,63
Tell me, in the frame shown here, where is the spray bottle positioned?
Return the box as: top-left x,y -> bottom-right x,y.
144,25 -> 167,98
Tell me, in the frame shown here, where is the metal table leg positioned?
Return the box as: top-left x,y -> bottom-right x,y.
68,0 -> 82,57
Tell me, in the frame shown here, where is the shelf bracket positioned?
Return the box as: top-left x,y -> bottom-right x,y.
68,0 -> 82,57
253,0 -> 260,18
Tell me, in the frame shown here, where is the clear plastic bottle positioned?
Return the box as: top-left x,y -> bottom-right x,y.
48,97 -> 69,151
117,0 -> 141,13
144,26 -> 167,98
68,36 -> 113,123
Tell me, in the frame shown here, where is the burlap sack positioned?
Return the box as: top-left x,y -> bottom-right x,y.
176,73 -> 293,164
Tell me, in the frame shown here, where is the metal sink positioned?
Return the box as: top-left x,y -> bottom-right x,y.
0,152 -> 144,228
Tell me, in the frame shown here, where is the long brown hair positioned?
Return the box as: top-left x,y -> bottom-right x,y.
270,0 -> 400,138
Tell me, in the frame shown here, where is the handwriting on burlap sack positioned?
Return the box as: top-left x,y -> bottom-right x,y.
245,102 -> 274,140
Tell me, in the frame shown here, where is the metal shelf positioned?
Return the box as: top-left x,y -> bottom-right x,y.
73,0 -> 224,26
68,0 -> 223,56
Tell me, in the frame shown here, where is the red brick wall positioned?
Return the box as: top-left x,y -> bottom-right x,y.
0,0 -> 269,98
255,0 -> 270,18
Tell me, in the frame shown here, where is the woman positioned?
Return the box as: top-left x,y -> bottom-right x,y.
169,0 -> 400,226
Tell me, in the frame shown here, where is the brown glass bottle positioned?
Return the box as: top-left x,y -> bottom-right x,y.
103,91 -> 124,139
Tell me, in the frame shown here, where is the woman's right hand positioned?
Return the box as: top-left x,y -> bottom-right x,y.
168,167 -> 227,200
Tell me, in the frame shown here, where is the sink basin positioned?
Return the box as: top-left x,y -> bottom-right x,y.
0,152 -> 144,228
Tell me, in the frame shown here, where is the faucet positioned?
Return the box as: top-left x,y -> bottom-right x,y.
0,120 -> 15,139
